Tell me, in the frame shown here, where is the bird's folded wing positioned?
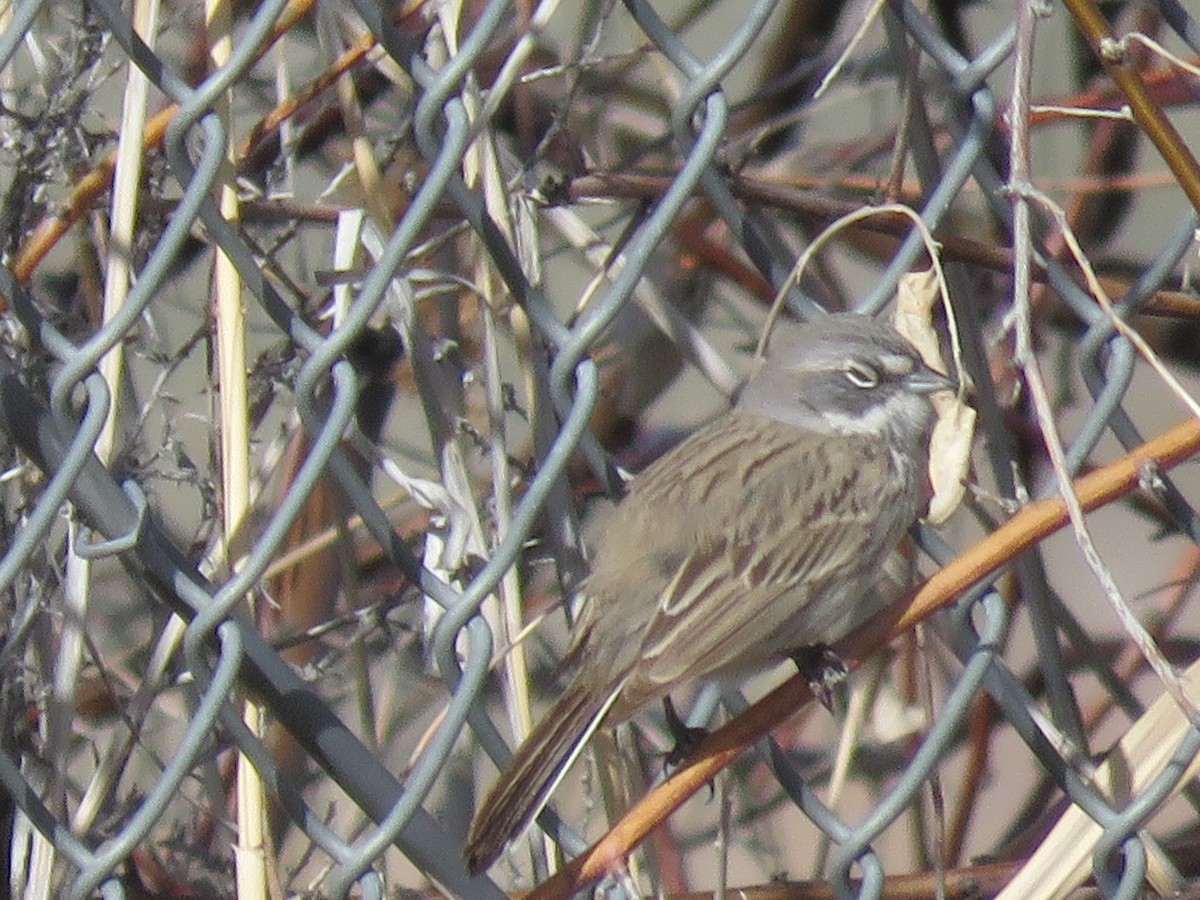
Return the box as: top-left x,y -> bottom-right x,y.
620,470 -> 898,709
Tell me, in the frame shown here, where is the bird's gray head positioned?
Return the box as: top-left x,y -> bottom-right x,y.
738,313 -> 953,443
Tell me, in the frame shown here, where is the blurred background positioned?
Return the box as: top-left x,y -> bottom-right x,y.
0,0 -> 1199,897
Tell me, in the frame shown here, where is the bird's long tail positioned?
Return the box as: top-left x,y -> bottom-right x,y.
465,677 -> 622,874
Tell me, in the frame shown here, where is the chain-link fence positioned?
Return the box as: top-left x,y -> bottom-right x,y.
1,0 -> 1199,897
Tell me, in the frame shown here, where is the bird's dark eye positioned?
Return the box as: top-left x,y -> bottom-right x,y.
843,361 -> 880,389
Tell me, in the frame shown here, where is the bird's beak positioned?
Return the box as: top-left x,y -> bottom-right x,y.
906,366 -> 957,395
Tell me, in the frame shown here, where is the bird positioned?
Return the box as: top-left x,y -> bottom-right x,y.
465,312 -> 955,874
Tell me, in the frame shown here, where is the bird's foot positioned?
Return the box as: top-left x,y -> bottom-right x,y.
662,696 -> 709,771
791,643 -> 848,712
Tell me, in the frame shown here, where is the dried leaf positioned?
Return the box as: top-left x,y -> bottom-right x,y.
894,269 -> 975,525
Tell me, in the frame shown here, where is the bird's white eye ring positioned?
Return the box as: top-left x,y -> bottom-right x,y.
843,360 -> 880,389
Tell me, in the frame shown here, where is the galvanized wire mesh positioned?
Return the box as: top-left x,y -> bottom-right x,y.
1,0 -> 1200,897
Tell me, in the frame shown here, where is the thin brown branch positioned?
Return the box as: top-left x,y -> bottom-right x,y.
571,172 -> 1200,320
1063,0 -> 1200,215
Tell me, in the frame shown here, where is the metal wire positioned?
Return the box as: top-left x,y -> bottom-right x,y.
0,1 -> 1197,897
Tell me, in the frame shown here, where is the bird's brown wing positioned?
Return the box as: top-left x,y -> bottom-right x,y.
611,414 -> 916,714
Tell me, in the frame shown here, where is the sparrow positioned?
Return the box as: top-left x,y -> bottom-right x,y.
466,313 -> 954,873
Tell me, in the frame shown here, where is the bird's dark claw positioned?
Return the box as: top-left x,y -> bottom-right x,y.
791,643 -> 848,712
662,696 -> 709,771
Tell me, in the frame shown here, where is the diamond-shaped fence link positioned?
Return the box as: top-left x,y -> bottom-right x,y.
0,0 -> 1198,897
